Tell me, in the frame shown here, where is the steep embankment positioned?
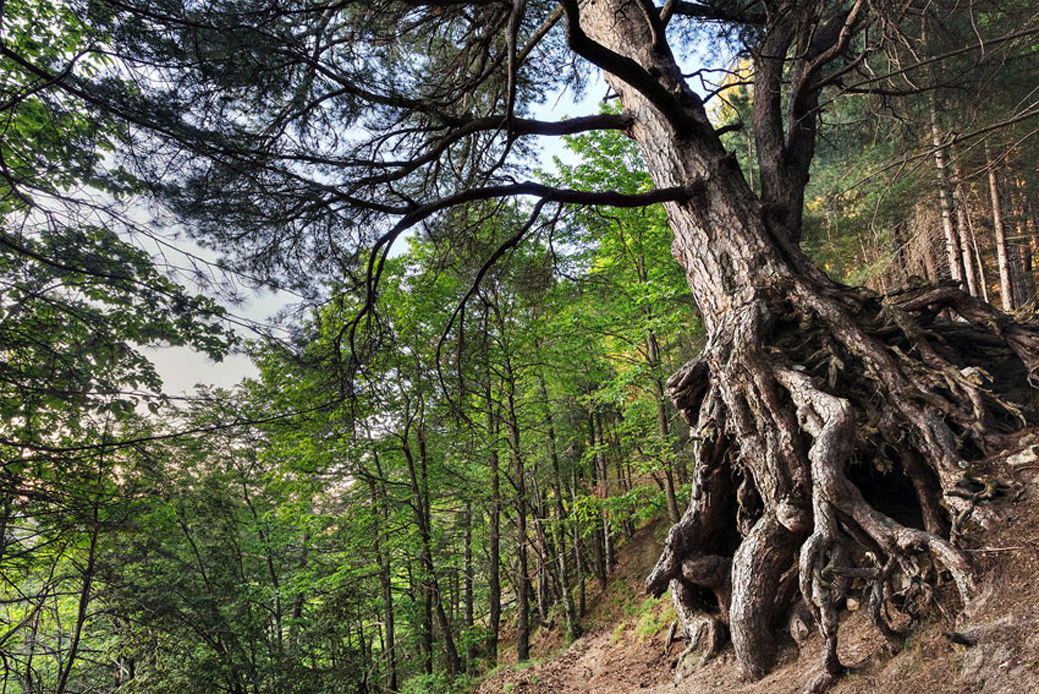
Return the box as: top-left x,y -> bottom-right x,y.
479,434 -> 1039,694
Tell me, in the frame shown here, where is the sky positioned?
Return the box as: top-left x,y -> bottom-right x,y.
147,76 -> 606,397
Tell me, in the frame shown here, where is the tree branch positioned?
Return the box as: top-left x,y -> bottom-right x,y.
667,0 -> 766,25
334,113 -> 635,190
558,0 -> 691,129
347,180 -> 689,356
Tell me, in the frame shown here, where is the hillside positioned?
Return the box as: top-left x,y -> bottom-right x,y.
479,434 -> 1039,694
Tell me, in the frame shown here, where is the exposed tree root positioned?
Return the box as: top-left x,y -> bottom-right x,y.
647,282 -> 1039,689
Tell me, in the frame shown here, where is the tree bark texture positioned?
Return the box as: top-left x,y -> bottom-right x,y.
504,358 -> 531,663
987,142 -> 1014,311
928,95 -> 964,284
571,0 -> 1039,684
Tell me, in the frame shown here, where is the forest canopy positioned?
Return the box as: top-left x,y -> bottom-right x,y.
2,1 -> 1039,693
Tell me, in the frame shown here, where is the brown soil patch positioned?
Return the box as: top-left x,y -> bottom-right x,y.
476,625 -> 672,694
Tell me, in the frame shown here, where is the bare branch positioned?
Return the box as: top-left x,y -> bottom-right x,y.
667,0 -> 766,25
558,0 -> 692,129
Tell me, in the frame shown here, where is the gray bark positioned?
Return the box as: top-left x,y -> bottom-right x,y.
986,142 -> 1014,311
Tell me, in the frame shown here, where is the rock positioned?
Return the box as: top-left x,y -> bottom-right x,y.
1007,446 -> 1038,467
787,600 -> 814,647
673,616 -> 726,683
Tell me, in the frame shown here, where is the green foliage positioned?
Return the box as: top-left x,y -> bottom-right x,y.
1,7 -> 238,684
634,598 -> 671,643
401,673 -> 477,694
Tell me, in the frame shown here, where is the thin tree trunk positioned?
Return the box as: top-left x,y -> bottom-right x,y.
56,451 -> 107,694
950,150 -> 980,297
650,338 -> 681,523
402,408 -> 461,677
594,413 -> 614,575
463,499 -> 475,666
505,374 -> 530,662
486,414 -> 502,664
491,311 -> 531,663
986,141 -> 1014,311
928,94 -> 964,284
531,481 -> 551,625
368,456 -> 396,692
484,320 -> 502,665
571,468 -> 586,617
919,216 -> 939,282
1011,188 -> 1037,307
537,372 -> 579,639
54,502 -> 99,694
891,222 -> 909,285
1027,200 -> 1039,305
587,412 -> 606,589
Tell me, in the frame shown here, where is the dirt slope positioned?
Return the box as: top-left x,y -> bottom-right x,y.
479,438 -> 1039,694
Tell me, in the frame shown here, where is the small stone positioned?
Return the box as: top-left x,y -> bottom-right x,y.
1008,446 -> 1038,466
846,597 -> 860,612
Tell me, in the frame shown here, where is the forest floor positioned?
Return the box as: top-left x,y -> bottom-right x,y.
477,433 -> 1039,694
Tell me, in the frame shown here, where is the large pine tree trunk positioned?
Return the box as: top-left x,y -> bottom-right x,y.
576,1 -> 1039,686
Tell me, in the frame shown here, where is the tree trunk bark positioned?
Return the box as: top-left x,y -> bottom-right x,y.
367,464 -> 396,691
1011,189 -> 1037,308
986,142 -> 1014,311
571,468 -> 586,618
501,351 -> 531,663
537,371 -> 580,639
483,325 -> 502,666
594,413 -> 614,574
649,329 -> 681,522
404,409 -> 461,676
463,499 -> 475,666
586,411 -> 607,589
531,481 -> 552,625
928,95 -> 964,284
950,149 -> 980,298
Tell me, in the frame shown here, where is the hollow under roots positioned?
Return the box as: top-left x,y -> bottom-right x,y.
647,281 -> 1039,689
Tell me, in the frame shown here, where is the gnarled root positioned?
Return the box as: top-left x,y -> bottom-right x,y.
647,282 -> 1037,687
670,579 -> 728,681
779,366 -> 973,681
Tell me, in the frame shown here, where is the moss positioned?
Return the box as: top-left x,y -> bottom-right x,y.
611,621 -> 628,645
634,597 -> 674,643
